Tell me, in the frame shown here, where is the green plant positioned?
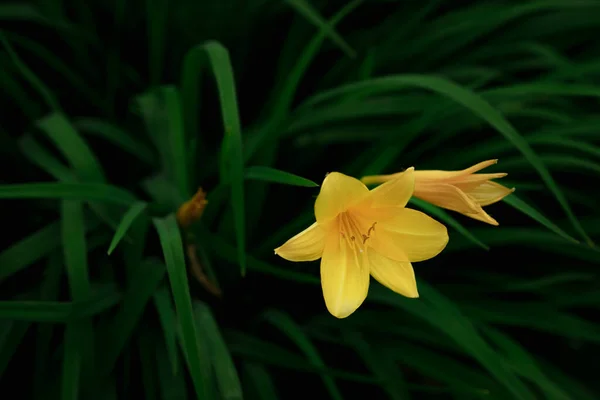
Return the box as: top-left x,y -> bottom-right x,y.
1,0 -> 599,399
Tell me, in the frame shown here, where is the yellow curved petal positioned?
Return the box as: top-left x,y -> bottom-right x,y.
368,250 -> 418,298
315,172 -> 369,224
413,182 -> 480,214
368,208 -> 449,262
468,181 -> 515,206
320,230 -> 370,318
464,209 -> 499,226
274,222 -> 326,261
357,167 -> 414,210
413,159 -> 498,182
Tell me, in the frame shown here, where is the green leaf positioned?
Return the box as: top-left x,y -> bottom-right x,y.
0,182 -> 137,205
369,282 -> 537,400
153,285 -> 180,376
33,254 -> 62,400
37,112 -> 106,182
482,327 -> 571,400
107,202 -> 148,255
153,214 -> 211,399
194,301 -> 243,400
180,41 -> 246,275
226,331 -> 374,384
463,301 -> 600,343
0,31 -> 60,110
446,228 -> 600,263
299,75 -> 592,245
284,0 -> 356,58
138,332 -> 160,400
74,118 -> 155,165
96,260 -> 165,376
242,363 -> 279,400
0,222 -> 60,282
0,285 -> 121,321
342,331 -> 410,400
162,86 -> 189,198
245,166 -> 319,187
0,320 -> 31,377
19,134 -> 75,181
262,310 -> 343,400
61,200 -> 91,400
155,334 -> 190,400
503,193 -> 579,244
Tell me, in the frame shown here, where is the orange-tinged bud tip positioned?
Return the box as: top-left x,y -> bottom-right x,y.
176,187 -> 208,228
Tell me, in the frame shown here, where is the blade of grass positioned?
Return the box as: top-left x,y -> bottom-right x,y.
503,193 -> 579,243
19,134 -> 75,181
194,301 -> 243,400
156,335 -> 190,400
0,31 -> 60,111
482,326 -> 571,400
138,332 -> 160,400
37,112 -> 105,182
0,182 -> 137,205
342,330 -> 410,400
180,41 -> 245,275
0,221 -> 60,281
242,363 -> 279,400
162,86 -> 189,198
262,310 -> 343,400
369,282 -> 537,400
5,32 -> 106,110
245,166 -> 319,187
61,200 -> 92,400
284,0 -> 355,58
446,228 -> 600,263
153,285 -> 180,376
0,320 -> 31,377
33,253 -> 62,400
107,202 -> 148,255
153,214 -> 211,399
0,286 -> 121,321
97,259 -> 166,376
225,330 -> 375,384
74,118 -> 155,164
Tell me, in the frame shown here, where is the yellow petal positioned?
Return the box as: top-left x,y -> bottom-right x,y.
274,222 -> 326,261
357,167 -> 415,209
464,209 -> 499,226
315,172 -> 369,224
368,208 -> 449,262
360,172 -> 401,186
320,228 -> 370,318
467,181 -> 515,206
368,250 -> 418,298
413,182 -> 480,214
413,159 -> 498,182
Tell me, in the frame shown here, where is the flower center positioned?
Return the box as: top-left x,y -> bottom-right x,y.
338,212 -> 376,252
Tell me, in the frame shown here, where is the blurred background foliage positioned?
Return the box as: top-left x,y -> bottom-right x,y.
1,0 -> 600,399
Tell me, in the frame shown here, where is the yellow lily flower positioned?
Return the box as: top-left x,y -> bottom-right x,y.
274,169 -> 448,319
361,160 -> 514,226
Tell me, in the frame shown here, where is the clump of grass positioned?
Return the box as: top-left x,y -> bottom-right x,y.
1,0 -> 599,399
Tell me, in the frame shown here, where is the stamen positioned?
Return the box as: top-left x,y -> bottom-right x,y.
339,212 -> 377,249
